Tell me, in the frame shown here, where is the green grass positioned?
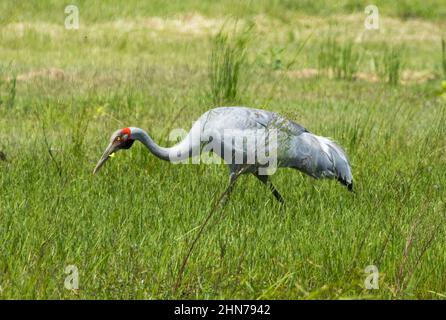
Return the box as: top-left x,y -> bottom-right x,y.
374,45 -> 405,86
442,38 -> 446,79
2,0 -> 446,23
0,1 -> 445,300
208,25 -> 250,106
318,36 -> 361,81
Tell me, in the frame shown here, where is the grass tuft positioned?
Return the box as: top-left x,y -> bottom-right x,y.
441,38 -> 446,79
317,36 -> 361,81
374,45 -> 405,86
208,25 -> 251,106
7,77 -> 16,109
0,65 -> 16,109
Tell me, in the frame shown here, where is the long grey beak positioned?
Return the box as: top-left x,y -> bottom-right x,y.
93,143 -> 115,174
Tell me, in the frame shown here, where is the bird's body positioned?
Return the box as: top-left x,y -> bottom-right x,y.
94,106 -> 353,202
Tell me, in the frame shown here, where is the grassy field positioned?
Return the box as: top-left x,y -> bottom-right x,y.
0,1 -> 445,299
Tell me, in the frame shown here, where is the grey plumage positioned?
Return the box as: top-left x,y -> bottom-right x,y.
94,106 -> 353,202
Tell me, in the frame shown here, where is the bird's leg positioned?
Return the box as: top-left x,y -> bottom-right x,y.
219,165 -> 253,207
253,173 -> 285,204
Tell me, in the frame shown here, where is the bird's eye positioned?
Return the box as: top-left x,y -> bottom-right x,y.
116,136 -> 122,142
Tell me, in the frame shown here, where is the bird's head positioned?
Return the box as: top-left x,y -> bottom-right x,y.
93,127 -> 135,174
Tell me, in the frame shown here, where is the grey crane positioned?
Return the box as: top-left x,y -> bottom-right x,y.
93,106 -> 353,203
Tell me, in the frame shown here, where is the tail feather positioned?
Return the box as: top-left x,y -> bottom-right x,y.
293,133 -> 353,190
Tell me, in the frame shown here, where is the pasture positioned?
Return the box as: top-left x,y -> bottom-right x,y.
0,0 -> 445,299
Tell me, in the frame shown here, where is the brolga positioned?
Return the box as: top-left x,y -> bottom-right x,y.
93,106 -> 353,203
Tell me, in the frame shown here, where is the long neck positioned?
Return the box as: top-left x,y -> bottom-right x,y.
131,127 -> 171,161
